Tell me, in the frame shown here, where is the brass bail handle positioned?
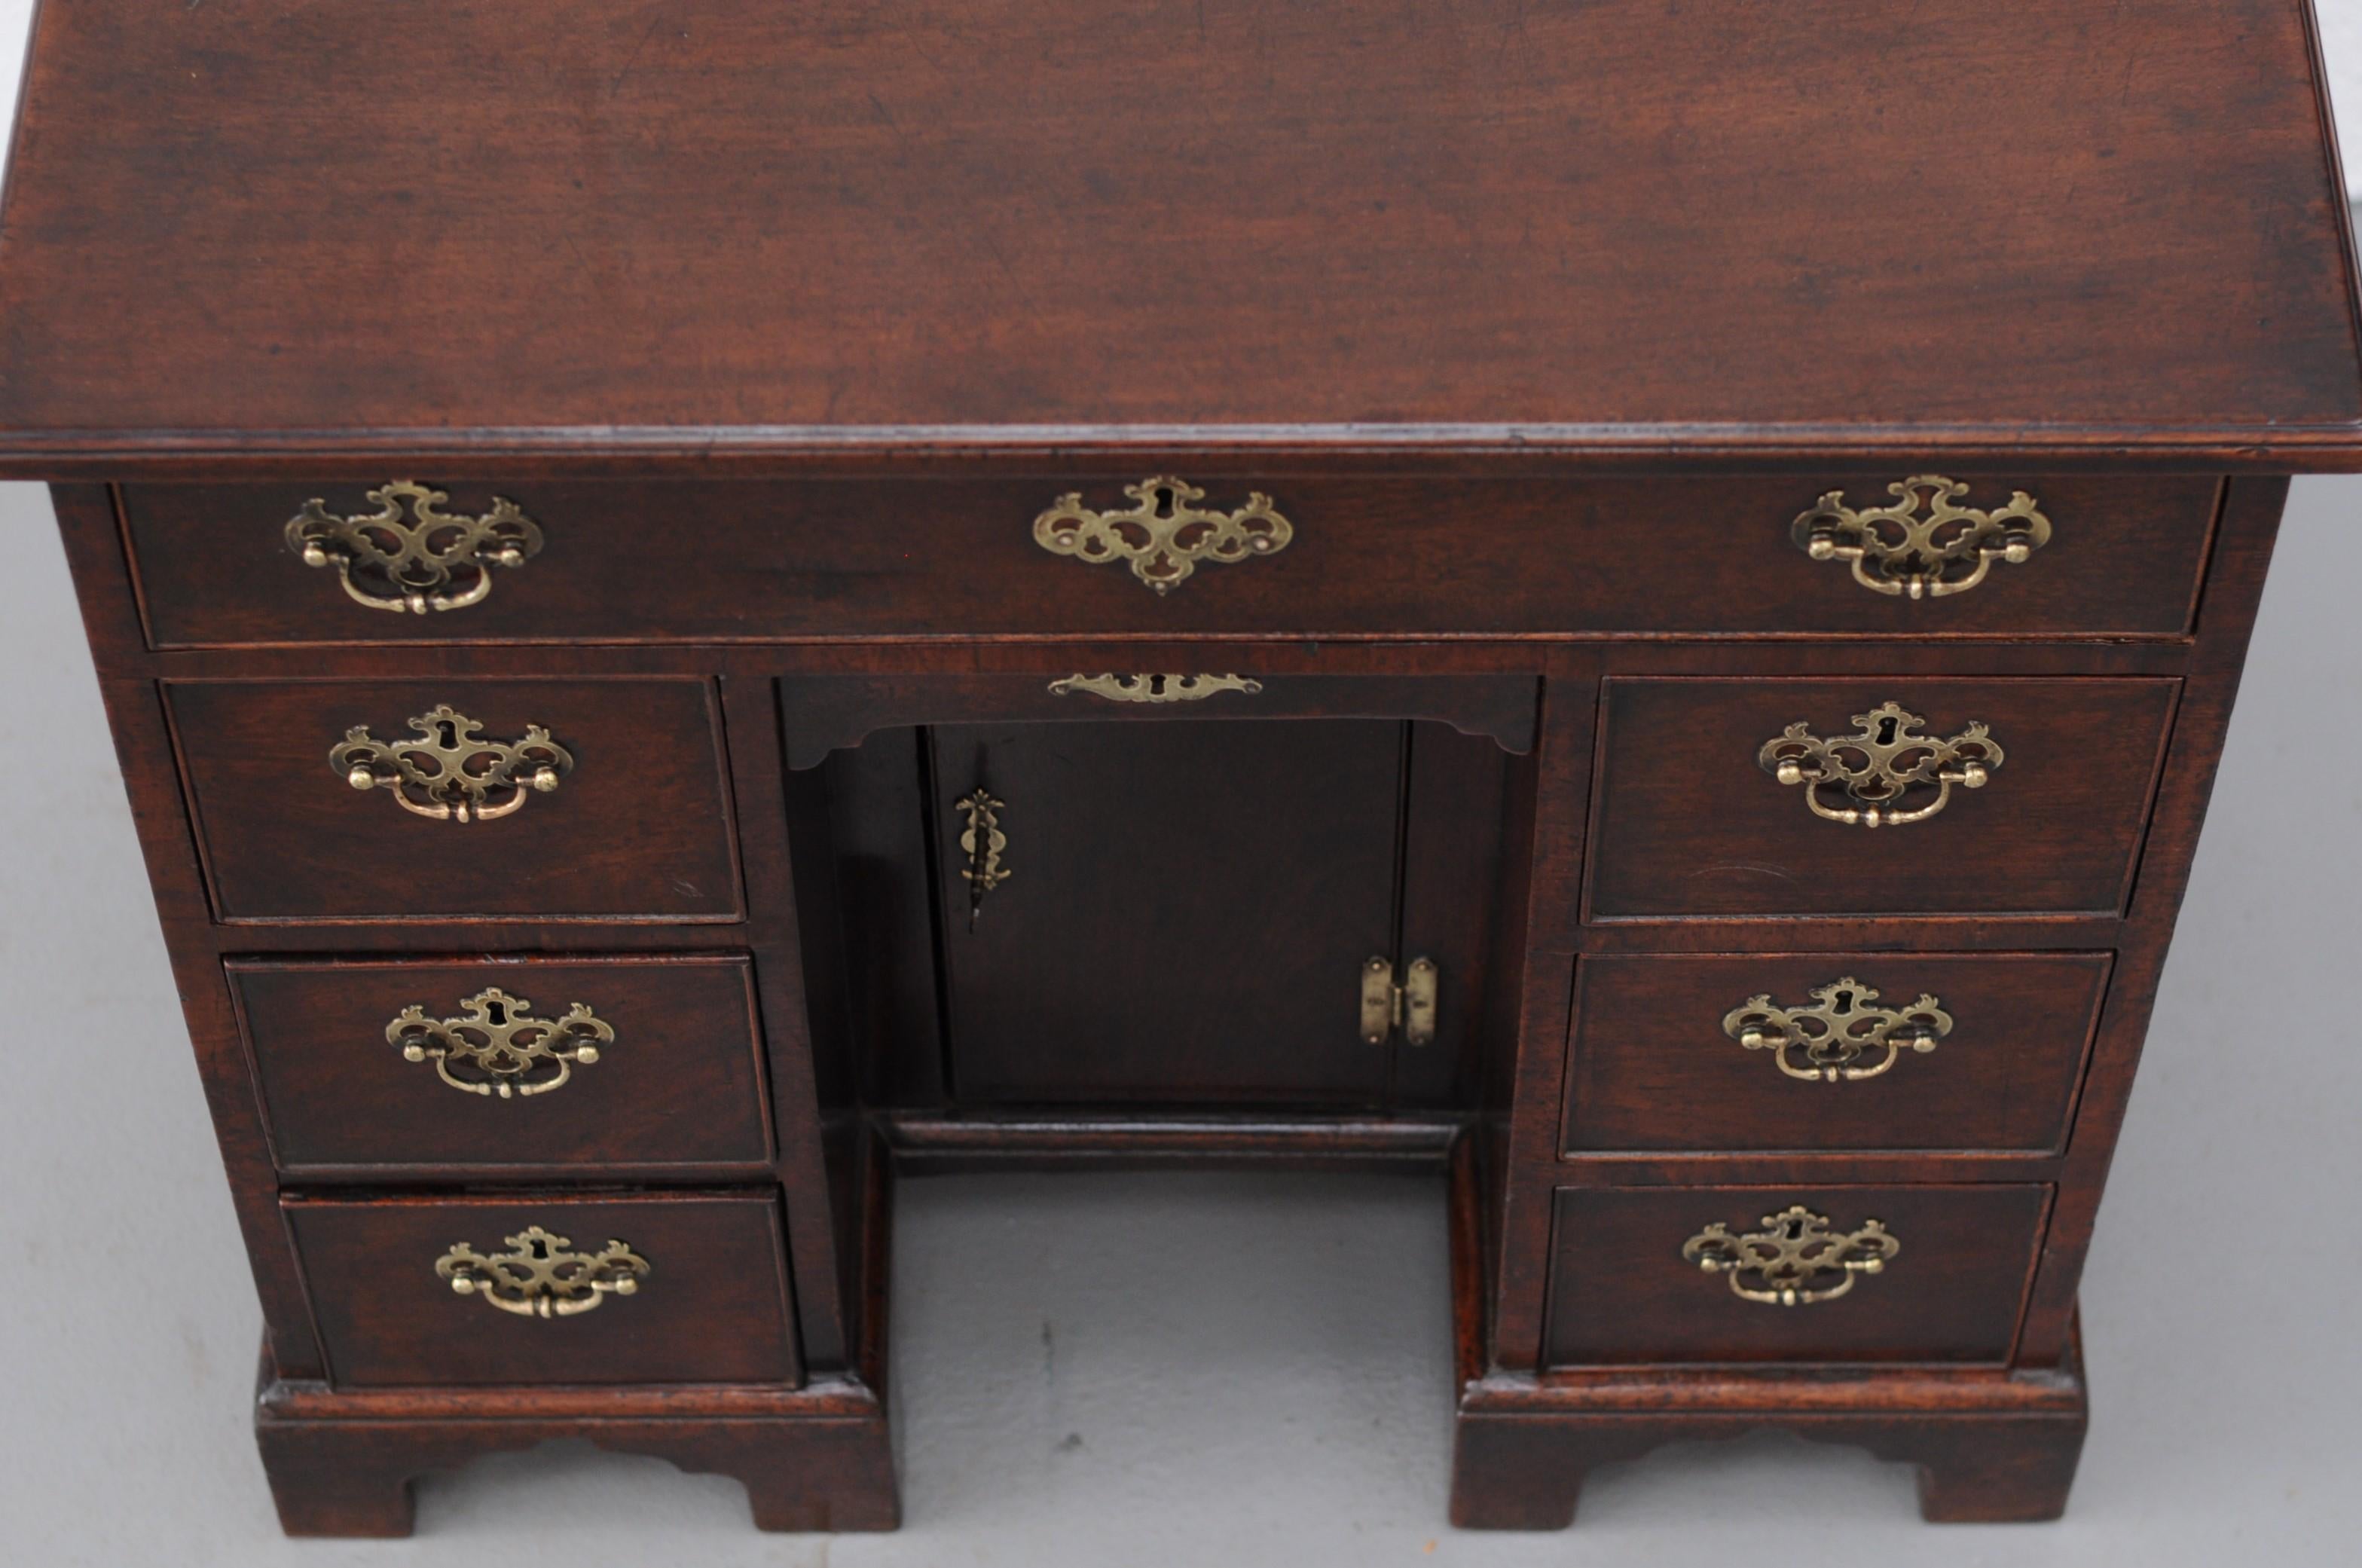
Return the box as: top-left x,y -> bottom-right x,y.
435,1226 -> 649,1319
1682,1206 -> 1900,1307
287,479 -> 542,614
1792,475 -> 2050,599
331,705 -> 573,824
1759,701 -> 2002,828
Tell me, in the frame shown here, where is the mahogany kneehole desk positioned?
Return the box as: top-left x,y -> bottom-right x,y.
4,0 -> 2360,1536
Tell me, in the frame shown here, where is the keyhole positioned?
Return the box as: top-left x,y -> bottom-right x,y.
485,999 -> 508,1025
1832,989 -> 1856,1013
436,718 -> 459,747
1146,674 -> 1170,697
1875,715 -> 1899,745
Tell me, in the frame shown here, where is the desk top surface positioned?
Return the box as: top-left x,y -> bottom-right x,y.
2,0 -> 2360,473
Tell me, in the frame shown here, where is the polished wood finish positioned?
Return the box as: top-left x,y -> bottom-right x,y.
1586,677 -> 2180,920
1562,952 -> 2110,1155
3,0 -> 2347,1542
1449,1145 -> 2085,1525
1,4 -> 2357,468
166,677 -> 744,922
257,1401 -> 900,1537
121,475 -> 2220,647
1544,1184 -> 2049,1366
934,717 -> 1402,1105
230,953 -> 772,1175
34,478 -> 2295,1535
781,671 -> 1539,769
283,1191 -> 801,1388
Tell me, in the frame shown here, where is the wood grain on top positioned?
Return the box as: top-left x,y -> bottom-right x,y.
0,0 -> 2356,466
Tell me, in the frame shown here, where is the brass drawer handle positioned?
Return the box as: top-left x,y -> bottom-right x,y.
1759,701 -> 2001,827
1033,475 -> 1293,594
436,1226 -> 649,1319
332,705 -> 573,823
1724,977 -> 1950,1083
390,987 -> 613,1099
1682,1206 -> 1899,1307
1048,673 -> 1264,704
286,480 -> 542,614
1793,474 -> 2049,599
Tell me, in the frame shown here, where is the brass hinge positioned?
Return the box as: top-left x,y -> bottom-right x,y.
1360,956 -> 1438,1047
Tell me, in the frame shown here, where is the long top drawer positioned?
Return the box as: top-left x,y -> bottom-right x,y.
120,474 -> 2217,646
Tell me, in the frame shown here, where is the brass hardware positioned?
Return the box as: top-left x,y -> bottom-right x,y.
1724,977 -> 1951,1083
955,788 -> 1010,931
1360,956 -> 1439,1047
286,480 -> 542,614
332,705 -> 573,823
1033,476 -> 1293,594
390,987 -> 613,1099
1682,1206 -> 1900,1307
1759,701 -> 2001,827
435,1226 -> 649,1319
1793,475 -> 2050,599
1047,673 -> 1264,704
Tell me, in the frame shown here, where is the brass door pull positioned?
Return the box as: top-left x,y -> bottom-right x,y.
1759,701 -> 2000,827
1048,673 -> 1264,704
435,1226 -> 649,1319
332,705 -> 573,822
1682,1206 -> 1899,1307
390,987 -> 613,1099
1723,977 -> 1951,1083
1793,475 -> 2049,599
1360,956 -> 1438,1047
286,480 -> 542,613
1033,476 -> 1292,594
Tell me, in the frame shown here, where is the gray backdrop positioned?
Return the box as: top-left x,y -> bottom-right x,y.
2,476 -> 2357,1563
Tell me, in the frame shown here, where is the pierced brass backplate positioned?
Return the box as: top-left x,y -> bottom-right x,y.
390,987 -> 613,1099
1033,476 -> 1293,594
1723,977 -> 1951,1084
1361,956 -> 1438,1047
1792,475 -> 2049,599
435,1226 -> 649,1319
1682,1205 -> 1899,1307
286,480 -> 542,614
1047,673 -> 1264,704
1759,701 -> 2001,827
332,705 -> 573,823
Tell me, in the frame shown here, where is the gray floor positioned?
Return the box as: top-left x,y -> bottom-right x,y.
3,477 -> 2359,1564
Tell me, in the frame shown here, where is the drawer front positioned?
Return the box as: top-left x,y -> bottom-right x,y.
286,1192 -> 799,1388
1586,677 -> 2179,920
231,955 -> 772,1175
1545,1184 -> 2049,1367
166,678 -> 742,921
121,474 -> 2215,645
1563,953 -> 2110,1155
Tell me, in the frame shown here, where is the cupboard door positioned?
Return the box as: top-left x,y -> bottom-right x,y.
933,719 -> 1403,1107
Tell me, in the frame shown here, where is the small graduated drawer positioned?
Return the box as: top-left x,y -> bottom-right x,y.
1561,952 -> 2111,1156
229,955 -> 774,1176
283,1191 -> 800,1388
164,678 -> 744,922
1544,1184 -> 2052,1368
1584,677 -> 2181,920
118,474 -> 2217,646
